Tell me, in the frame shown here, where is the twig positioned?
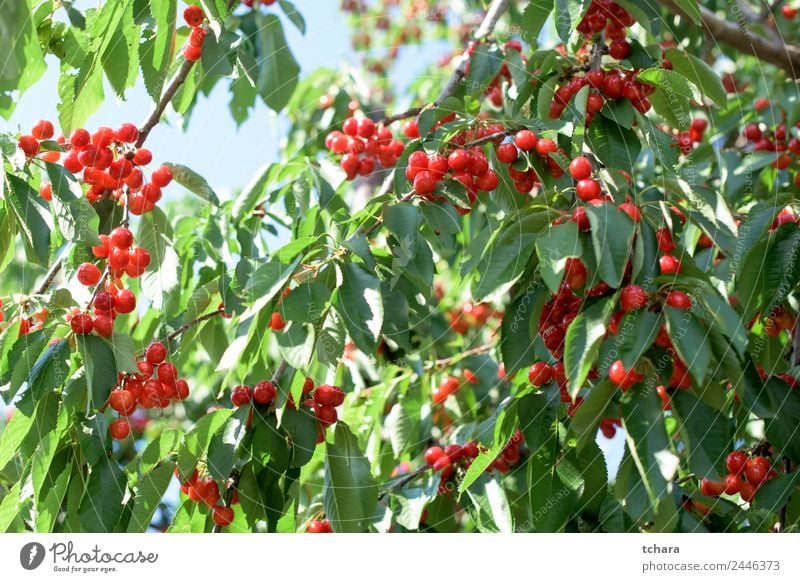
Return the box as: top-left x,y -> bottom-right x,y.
378,465 -> 433,500
161,308 -> 225,345
379,107 -> 424,126
656,0 -> 800,75
433,0 -> 512,106
460,129 -> 515,148
777,456 -> 791,532
427,342 -> 495,370
34,255 -> 66,295
136,59 -> 197,147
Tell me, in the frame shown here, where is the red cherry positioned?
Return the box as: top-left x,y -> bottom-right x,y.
659,255 -> 682,274
608,40 -> 631,60
109,390 -> 137,416
306,520 -> 332,533
447,149 -> 470,171
69,128 -> 91,149
514,130 -> 537,151
146,342 -> 168,365
115,123 -> 139,143
212,505 -> 234,527
157,362 -> 178,384
724,474 -> 743,495
183,4 -> 205,26
77,262 -> 102,286
782,5 -> 798,18
665,290 -> 692,309
740,482 -> 757,502
744,456 -> 770,485
314,384 -> 344,406
316,405 -> 338,426
620,285 -> 648,312
535,138 -> 558,156
110,226 -> 134,249
133,148 -> 153,166
496,143 -> 518,164
70,313 -> 94,335
569,156 -> 592,180
269,312 -> 286,331
403,120 -> 420,139
656,228 -> 676,252
31,119 -> 55,141
743,123 -> 761,141
576,178 -> 601,201
114,289 -> 137,314
618,202 -> 641,222
726,451 -> 748,476
18,135 -> 40,157
425,446 -> 445,465
413,171 -> 437,195
527,362 -> 553,386
699,478 -> 726,497
109,419 -> 131,440
253,381 -> 277,405
230,385 -> 253,407
152,165 -> 173,187
609,359 -> 641,390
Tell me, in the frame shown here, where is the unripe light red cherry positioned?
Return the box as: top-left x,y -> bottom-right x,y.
109,419 -> 131,440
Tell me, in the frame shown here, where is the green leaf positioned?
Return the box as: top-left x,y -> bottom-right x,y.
664,48 -> 726,107
663,306 -> 712,385
464,474 -> 513,532
337,262 -> 383,354
466,44 -> 504,97
256,13 -> 300,112
164,163 -> 220,206
568,379 -> 616,452
323,424 -> 378,532
518,386 -> 561,455
0,0 -> 46,119
100,0 -> 139,98
564,296 -> 616,398
519,0 -> 554,41
500,282 -> 547,373
754,471 -> 800,514
586,116 -> 641,170
77,335 -> 119,408
126,462 -> 174,532
529,434 -> 582,531
621,385 -> 677,511
206,405 -> 250,480
140,0 -> 177,101
3,173 -> 51,266
137,206 -> 181,308
614,309 -> 661,369
535,221 -> 582,293
25,339 -> 70,401
637,67 -> 698,101
232,164 -> 273,222
177,408 -> 234,477
670,391 -> 731,479
279,0 -> 305,34
671,0 -> 701,25
586,204 -> 636,288
554,0 -> 591,43
78,461 -> 127,532
279,406 -> 318,468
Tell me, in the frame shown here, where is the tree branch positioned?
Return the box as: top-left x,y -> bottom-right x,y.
657,0 -> 800,75
378,465 -> 433,501
161,308 -> 225,345
136,58 -> 196,147
433,0 -> 512,105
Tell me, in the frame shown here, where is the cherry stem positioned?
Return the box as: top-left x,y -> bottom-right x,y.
160,308 -> 225,346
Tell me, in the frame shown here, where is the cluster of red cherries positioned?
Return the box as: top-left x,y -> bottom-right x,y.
20,118 -> 174,212
673,117 -> 709,155
325,117 -> 405,180
447,301 -> 497,335
306,518 -> 333,533
425,430 -> 524,494
177,467 -> 238,527
492,129 -> 569,194
181,5 -> 208,62
740,101 -> 800,183
231,377 -> 345,444
67,226 -> 150,337
106,341 -> 190,440
699,451 -> 778,503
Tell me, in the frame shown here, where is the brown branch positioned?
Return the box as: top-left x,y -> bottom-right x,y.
657,0 -> 800,75
161,308 -> 225,345
378,465 -> 433,500
34,256 -> 65,295
379,107 -> 424,126
433,0 -> 512,106
136,58 -> 197,147
461,128 -> 515,148
427,342 -> 495,369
